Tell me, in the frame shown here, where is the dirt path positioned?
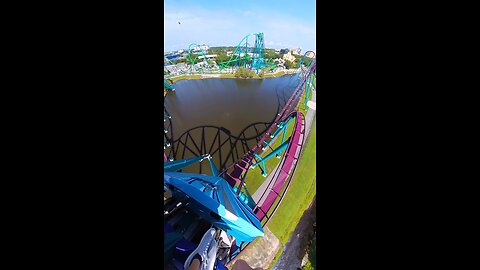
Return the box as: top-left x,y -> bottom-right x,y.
272,196 -> 316,270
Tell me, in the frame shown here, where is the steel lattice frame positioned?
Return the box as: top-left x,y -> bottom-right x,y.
187,43 -> 217,74
216,32 -> 270,73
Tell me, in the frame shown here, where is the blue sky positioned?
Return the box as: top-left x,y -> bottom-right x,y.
164,0 -> 316,53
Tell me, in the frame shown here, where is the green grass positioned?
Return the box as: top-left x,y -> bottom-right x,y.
244,79 -> 315,194
244,119 -> 295,194
170,74 -> 202,83
219,73 -> 236,78
261,118 -> 316,270
264,71 -> 286,78
301,236 -> 316,269
220,72 -> 288,80
307,236 -> 316,269
302,260 -> 314,270
167,70 -> 289,83
267,248 -> 284,270
266,118 -> 316,245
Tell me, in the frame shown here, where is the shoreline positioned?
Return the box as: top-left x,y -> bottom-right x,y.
168,70 -> 299,83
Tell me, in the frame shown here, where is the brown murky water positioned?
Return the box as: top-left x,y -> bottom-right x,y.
164,75 -> 299,173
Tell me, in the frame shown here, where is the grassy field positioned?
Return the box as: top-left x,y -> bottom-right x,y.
167,70 -> 289,83
243,82 -> 310,194
269,121 -> 316,270
264,118 -> 316,270
267,118 -> 316,244
219,73 -> 236,78
264,71 -> 286,78
170,74 -> 202,83
243,120 -> 295,194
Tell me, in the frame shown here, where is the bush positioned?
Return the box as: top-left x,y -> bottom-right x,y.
234,68 -> 240,78
284,60 -> 294,69
238,67 -> 245,77
258,70 -> 265,78
233,67 -> 258,79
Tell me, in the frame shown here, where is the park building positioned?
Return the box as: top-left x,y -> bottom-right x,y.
197,54 -> 218,60
282,51 -> 296,62
191,44 -> 209,52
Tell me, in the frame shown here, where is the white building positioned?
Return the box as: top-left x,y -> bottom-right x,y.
198,54 -> 218,60
191,44 -> 209,52
283,51 -> 295,62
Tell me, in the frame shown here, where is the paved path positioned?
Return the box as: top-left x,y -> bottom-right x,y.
251,88 -> 316,204
304,89 -> 316,136
228,227 -> 281,269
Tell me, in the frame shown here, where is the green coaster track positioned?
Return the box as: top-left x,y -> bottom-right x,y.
164,32 -> 281,80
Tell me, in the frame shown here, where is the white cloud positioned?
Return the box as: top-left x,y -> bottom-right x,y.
164,6 -> 316,52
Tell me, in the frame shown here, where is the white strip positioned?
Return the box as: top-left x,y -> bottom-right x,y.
223,210 -> 238,221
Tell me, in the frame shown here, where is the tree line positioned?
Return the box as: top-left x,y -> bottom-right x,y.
234,67 -> 269,78
168,47 -> 313,70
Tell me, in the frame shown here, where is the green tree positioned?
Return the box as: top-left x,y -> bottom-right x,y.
216,52 -> 228,63
284,60 -> 294,69
265,50 -> 280,60
258,67 -> 268,78
234,68 -> 240,78
258,69 -> 265,78
240,67 -> 247,78
247,69 -> 254,78
173,57 -> 188,65
188,53 -> 198,64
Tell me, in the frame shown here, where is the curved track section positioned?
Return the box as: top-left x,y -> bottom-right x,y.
219,59 -> 316,188
225,111 -> 306,264
220,60 -> 316,264
187,43 -> 217,74
252,112 -> 305,222
216,32 -> 270,73
165,122 -> 272,173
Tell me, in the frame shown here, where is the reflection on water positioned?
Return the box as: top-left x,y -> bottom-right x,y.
164,74 -> 299,173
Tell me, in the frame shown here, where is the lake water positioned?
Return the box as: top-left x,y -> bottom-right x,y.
164,74 -> 300,172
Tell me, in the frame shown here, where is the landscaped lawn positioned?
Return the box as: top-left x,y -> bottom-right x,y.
243,119 -> 295,194
264,118 -> 316,270
243,84 -> 311,195
170,74 -> 202,83
267,118 -> 316,245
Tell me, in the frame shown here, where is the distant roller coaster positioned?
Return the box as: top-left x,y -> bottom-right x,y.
216,32 -> 268,73
164,32 -> 280,79
186,43 -> 217,74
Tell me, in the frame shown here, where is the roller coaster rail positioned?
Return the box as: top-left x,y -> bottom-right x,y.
164,32 -> 280,79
